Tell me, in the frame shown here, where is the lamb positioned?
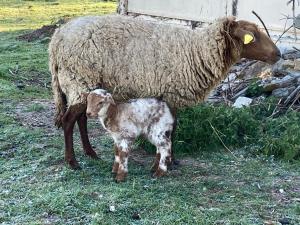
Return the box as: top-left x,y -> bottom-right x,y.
84,89 -> 174,182
49,14 -> 281,169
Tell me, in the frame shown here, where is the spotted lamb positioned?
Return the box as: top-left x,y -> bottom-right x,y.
84,89 -> 174,182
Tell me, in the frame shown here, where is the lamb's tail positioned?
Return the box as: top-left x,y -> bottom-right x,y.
49,44 -> 67,128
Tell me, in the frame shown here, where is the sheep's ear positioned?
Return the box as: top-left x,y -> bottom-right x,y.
243,33 -> 254,44
234,28 -> 255,45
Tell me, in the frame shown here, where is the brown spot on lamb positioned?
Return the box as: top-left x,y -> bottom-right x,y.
85,89 -> 174,182
49,15 -> 281,169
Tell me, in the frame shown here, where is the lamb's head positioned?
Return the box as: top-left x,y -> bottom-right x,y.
229,18 -> 281,64
84,89 -> 115,118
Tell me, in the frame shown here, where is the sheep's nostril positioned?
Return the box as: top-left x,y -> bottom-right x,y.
277,52 -> 281,58
86,112 -> 91,117
276,49 -> 281,58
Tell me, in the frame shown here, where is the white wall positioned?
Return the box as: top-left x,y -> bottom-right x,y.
127,0 -> 299,32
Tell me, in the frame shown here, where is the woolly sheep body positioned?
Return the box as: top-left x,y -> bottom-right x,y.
50,14 -> 242,123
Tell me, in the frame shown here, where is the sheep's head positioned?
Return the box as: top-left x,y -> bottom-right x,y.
83,89 -> 115,118
230,18 -> 281,64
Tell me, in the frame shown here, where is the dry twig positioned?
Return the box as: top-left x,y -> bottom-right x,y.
208,121 -> 239,160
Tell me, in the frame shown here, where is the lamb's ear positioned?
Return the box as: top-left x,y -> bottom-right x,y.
81,92 -> 89,99
105,94 -> 115,105
233,28 -> 255,45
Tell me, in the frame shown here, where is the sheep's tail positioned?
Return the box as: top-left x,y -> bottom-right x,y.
49,46 -> 67,128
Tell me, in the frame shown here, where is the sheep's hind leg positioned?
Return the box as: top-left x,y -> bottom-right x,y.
77,113 -> 98,159
62,105 -> 85,170
170,109 -> 180,169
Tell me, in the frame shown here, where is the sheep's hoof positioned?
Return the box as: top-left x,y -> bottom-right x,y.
85,149 -> 99,159
115,172 -> 127,183
68,160 -> 82,170
152,168 -> 166,178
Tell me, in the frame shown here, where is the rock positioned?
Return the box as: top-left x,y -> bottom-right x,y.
288,71 -> 300,78
239,61 -> 270,79
132,212 -> 141,220
109,205 -> 116,212
273,59 -> 295,71
294,58 -> 300,70
282,50 -> 300,60
272,88 -> 290,98
263,75 -> 296,92
278,217 -> 290,224
271,85 -> 295,98
16,83 -> 25,89
259,67 -> 272,79
233,97 -> 253,108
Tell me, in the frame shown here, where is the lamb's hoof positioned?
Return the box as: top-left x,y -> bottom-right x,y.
85,149 -> 99,159
150,163 -> 159,173
168,159 -> 180,170
152,168 -> 166,178
173,159 -> 180,166
68,160 -> 82,170
115,172 -> 127,183
112,163 -> 119,174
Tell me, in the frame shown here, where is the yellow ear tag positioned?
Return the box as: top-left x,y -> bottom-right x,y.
244,34 -> 254,45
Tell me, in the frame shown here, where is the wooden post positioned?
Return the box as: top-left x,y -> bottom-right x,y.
117,0 -> 128,15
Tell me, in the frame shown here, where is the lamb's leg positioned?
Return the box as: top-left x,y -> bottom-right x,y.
112,145 -> 120,174
77,113 -> 98,159
115,146 -> 129,182
62,104 -> 85,170
152,142 -> 171,178
150,152 -> 160,173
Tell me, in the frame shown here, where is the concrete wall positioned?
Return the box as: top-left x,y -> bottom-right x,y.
127,0 -> 299,32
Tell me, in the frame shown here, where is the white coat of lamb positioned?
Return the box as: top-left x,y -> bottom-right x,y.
85,89 -> 174,182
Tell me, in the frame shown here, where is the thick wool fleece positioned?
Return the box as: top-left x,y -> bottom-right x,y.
49,15 -> 242,126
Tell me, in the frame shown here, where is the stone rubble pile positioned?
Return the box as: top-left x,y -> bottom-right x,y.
208,49 -> 300,110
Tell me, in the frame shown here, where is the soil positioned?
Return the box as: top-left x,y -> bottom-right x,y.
17,24 -> 58,42
14,99 -> 58,134
17,18 -> 70,42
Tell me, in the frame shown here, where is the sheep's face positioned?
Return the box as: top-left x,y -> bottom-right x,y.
85,89 -> 115,118
232,20 -> 281,64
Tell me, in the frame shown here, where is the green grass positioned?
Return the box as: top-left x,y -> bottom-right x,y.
0,1 -> 300,224
0,0 -> 116,31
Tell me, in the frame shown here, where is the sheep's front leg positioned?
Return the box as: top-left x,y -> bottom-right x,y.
115,143 -> 129,182
152,142 -> 172,178
112,145 -> 120,174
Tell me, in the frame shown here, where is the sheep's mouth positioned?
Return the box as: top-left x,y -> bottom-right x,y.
86,113 -> 98,119
266,55 -> 281,64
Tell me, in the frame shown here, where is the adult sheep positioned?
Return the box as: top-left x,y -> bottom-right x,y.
49,15 -> 281,169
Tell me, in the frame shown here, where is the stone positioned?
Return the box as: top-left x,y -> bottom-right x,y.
239,61 -> 270,79
233,97 -> 253,108
273,59 -> 294,71
263,75 -> 296,92
294,58 -> 300,71
272,88 -> 290,98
